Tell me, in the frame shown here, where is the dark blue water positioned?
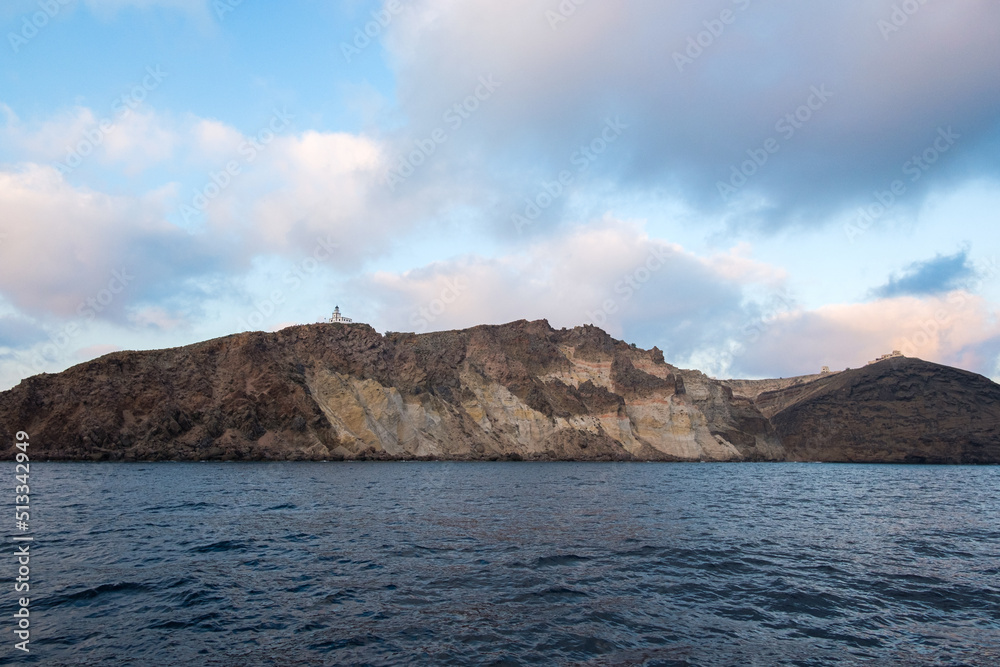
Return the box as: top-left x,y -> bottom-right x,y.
6,463 -> 999,665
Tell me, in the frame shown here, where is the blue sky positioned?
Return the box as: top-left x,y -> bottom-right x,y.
1,0 -> 999,390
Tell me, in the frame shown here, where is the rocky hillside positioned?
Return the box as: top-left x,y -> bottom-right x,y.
0,320 -> 997,462
758,356 -> 1000,464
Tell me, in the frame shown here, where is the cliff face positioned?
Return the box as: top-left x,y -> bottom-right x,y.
0,321 -> 780,461
0,320 -> 997,463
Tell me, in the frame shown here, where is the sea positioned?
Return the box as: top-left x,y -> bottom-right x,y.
5,462 -> 999,666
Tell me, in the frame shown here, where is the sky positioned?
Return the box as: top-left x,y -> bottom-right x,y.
1,0 -> 999,390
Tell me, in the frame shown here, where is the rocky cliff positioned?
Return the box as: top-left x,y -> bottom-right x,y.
0,320 -> 997,462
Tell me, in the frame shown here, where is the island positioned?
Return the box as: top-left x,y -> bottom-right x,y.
2,319 -> 998,463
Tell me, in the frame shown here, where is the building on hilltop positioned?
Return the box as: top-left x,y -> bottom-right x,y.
327,306 -> 354,324
866,350 -> 903,366
821,366 -> 831,374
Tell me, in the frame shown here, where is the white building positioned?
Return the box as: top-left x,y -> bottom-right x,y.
327,306 -> 353,324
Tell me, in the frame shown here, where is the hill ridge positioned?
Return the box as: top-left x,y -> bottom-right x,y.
1,320 -> 997,463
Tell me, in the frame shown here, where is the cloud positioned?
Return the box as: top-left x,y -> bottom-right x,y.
702,242 -> 786,287
191,117 -> 245,160
0,95 -> 426,273
357,217 -> 777,362
383,0 -> 1000,230
185,125 -> 400,267
1,102 -> 177,175
873,250 -> 975,298
735,291 -> 1000,378
0,164 -> 222,322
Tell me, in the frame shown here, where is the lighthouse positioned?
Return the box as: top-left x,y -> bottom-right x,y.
327,306 -> 353,323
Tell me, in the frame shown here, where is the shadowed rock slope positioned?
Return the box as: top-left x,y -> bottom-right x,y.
0,320 -> 997,462
756,356 -> 1000,463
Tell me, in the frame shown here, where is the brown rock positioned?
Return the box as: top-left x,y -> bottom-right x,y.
760,356 -> 1000,463
0,321 -> 997,463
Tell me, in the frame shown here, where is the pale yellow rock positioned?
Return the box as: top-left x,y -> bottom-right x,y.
545,345 -> 615,391
299,344 -> 763,461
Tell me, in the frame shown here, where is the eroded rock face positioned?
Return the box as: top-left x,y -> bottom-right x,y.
0,321 -> 779,461
1,321 -> 997,462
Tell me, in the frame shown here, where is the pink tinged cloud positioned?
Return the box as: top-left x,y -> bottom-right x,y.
739,292 -> 1000,378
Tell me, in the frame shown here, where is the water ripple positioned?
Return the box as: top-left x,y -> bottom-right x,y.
9,461 -> 1000,665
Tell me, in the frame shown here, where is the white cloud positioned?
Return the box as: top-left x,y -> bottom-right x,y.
191,117 -> 244,160
736,292 -> 1000,378
193,128 -> 390,261
101,109 -> 177,172
0,100 -> 423,272
702,242 -> 787,287
1,103 -> 177,174
0,163 -> 211,320
357,218 -> 770,355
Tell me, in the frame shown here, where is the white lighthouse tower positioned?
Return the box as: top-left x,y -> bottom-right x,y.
327,305 -> 353,323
